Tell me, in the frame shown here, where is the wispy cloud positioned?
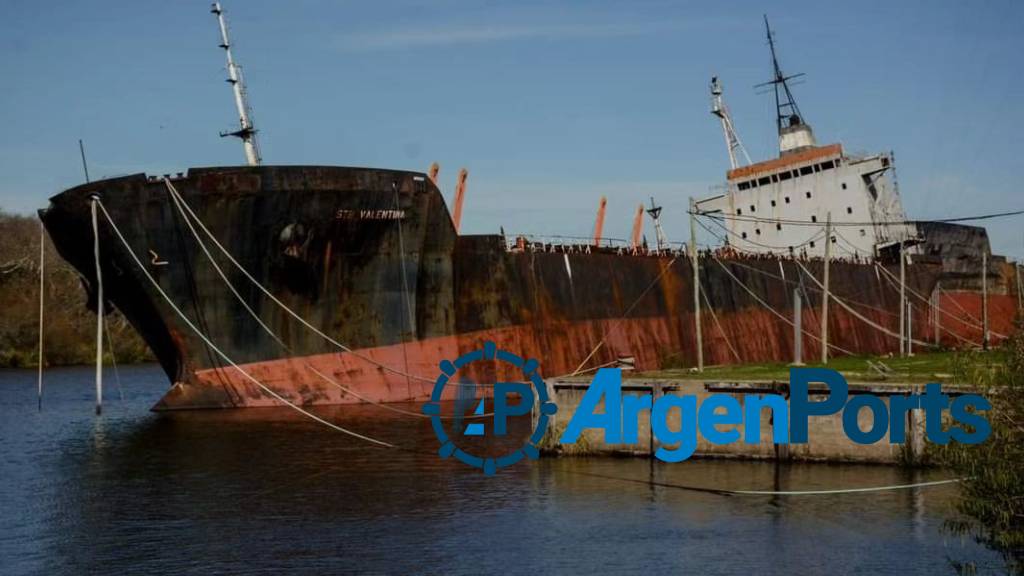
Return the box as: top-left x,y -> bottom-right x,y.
337,21 -> 686,52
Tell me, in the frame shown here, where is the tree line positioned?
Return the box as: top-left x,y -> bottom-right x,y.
0,210 -> 151,368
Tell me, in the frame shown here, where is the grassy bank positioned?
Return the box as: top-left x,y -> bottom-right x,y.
641,349 -> 1007,385
0,210 -> 152,368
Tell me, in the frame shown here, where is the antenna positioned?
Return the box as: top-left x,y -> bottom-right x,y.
709,76 -> 752,170
646,196 -> 669,252
211,2 -> 261,166
78,139 -> 91,183
755,16 -> 815,154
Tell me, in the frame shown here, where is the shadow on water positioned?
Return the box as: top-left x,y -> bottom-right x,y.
0,364 -> 1001,575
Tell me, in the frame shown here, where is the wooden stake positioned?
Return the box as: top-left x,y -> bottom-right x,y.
982,250 -> 989,350
906,300 -> 913,356
899,239 -> 906,356
690,197 -> 703,372
820,212 -> 831,364
793,288 -> 803,365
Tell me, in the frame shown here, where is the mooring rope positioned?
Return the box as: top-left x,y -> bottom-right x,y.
164,180 -> 487,419
391,181 -> 418,400
711,255 -> 856,356
700,282 -> 743,363
163,181 -> 438,385
695,216 -> 902,319
794,260 -> 939,349
103,320 -> 125,402
576,471 -> 962,496
568,256 -> 679,376
165,178 -> 683,385
97,199 -> 397,448
726,477 -> 962,495
934,284 -> 1008,341
873,263 -> 984,347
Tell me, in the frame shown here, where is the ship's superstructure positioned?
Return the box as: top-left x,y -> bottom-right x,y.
699,19 -> 915,259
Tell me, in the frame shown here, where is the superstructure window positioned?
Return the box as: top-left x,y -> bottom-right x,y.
784,196 -> 790,204
860,229 -> 867,237
755,228 -> 761,235
821,160 -> 835,170
841,183 -> 847,190
846,206 -> 853,214
809,241 -> 816,248
737,208 -> 742,215
805,191 -> 812,199
771,174 -> 779,183
758,176 -> 771,186
800,165 -> 814,176
749,205 -> 756,213
770,200 -> 777,207
779,171 -> 792,181
776,223 -> 782,231
738,181 -> 750,191
741,232 -> 748,239
811,215 -> 817,223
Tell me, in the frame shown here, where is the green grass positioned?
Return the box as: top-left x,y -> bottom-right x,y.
641,349 -> 1008,385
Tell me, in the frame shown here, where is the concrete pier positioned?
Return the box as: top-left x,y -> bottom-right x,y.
539,378 -> 970,465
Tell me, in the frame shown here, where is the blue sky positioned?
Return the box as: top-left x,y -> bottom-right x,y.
2,0 -> 1022,257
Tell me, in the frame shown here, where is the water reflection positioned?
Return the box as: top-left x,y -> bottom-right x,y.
0,365 -> 997,575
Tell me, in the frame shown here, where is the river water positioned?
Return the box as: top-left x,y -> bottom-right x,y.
0,364 -> 1001,574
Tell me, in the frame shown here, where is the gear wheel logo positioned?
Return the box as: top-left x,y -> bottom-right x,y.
422,340 -> 558,475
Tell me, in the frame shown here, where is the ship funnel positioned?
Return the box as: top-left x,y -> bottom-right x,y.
779,122 -> 816,155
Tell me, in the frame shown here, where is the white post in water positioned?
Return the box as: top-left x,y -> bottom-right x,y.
793,288 -> 803,365
906,300 -> 913,356
899,240 -> 906,356
212,2 -> 261,166
1017,264 -> 1023,316
689,197 -> 703,372
37,219 -> 45,411
982,250 -> 989,350
820,212 -> 831,364
90,197 -> 103,415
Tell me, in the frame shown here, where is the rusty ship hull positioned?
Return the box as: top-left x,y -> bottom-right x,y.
40,165 -> 1015,410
